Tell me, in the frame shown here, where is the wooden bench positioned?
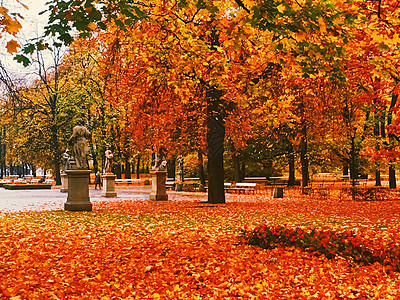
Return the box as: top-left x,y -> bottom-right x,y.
224,182 -> 232,191
204,182 -> 233,192
231,182 -> 257,194
115,179 -> 141,185
184,178 -> 200,181
165,180 -> 175,190
269,177 -> 288,185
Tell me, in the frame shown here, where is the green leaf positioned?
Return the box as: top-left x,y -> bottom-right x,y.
14,54 -> 31,67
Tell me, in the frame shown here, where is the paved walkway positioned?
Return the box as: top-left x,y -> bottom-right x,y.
0,186 -> 212,213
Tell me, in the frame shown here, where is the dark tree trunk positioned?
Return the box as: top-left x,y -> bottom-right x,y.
125,158 -> 131,179
375,168 -> 382,186
232,152 -> 241,182
389,164 -> 396,189
167,158 -> 176,180
241,163 -> 246,180
207,86 -> 225,204
288,150 -> 295,187
115,163 -> 122,179
136,156 -> 141,179
343,164 -> 349,176
388,93 -> 398,189
51,129 -> 62,185
350,136 -> 357,186
300,122 -> 309,187
31,165 -> 36,177
198,151 -> 206,186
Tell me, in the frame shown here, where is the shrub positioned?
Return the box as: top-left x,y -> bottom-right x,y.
3,184 -> 52,190
241,224 -> 400,271
182,182 -> 200,192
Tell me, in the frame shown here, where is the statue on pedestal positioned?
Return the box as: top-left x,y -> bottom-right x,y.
104,145 -> 114,174
152,149 -> 167,171
69,118 -> 91,170
62,149 -> 70,173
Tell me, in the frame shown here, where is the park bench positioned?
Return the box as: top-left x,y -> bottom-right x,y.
244,177 -> 268,184
204,182 -> 233,192
115,179 -> 141,185
231,182 -> 257,194
269,176 -> 289,185
224,182 -> 232,191
184,177 -> 200,181
165,178 -> 175,190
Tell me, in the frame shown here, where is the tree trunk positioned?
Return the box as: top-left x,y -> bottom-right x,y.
388,93 -> 398,189
136,156 -> 141,179
300,122 -> 309,187
51,129 -> 62,185
241,163 -> 246,180
232,152 -> 241,182
31,165 -> 36,177
389,164 -> 396,189
350,136 -> 357,186
343,164 -> 349,176
115,163 -> 122,179
375,168 -> 382,186
167,158 -> 176,180
125,158 -> 131,179
198,151 -> 206,186
207,86 -> 225,204
288,151 -> 295,187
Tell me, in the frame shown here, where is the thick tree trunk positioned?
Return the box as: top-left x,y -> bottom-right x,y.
375,168 -> 382,186
389,164 -> 396,189
207,86 -> 225,204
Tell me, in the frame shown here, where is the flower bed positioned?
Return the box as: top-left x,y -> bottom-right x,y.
242,224 -> 400,271
3,183 -> 52,190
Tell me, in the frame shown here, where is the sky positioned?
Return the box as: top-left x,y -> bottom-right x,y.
0,0 -> 50,78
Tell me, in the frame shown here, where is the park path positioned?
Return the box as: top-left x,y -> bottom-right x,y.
0,186 -> 233,213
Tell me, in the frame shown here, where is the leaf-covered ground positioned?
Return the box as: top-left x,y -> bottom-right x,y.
2,194 -> 400,299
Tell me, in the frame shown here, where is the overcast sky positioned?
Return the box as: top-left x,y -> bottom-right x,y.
0,0 -> 50,78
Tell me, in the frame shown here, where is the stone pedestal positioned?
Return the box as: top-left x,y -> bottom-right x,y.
64,170 -> 92,211
60,173 -> 68,193
150,170 -> 168,201
101,173 -> 117,197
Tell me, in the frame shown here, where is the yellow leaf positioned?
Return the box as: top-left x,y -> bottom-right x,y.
6,39 -> 20,54
88,22 -> 97,31
0,6 -> 9,15
297,31 -> 307,42
277,4 -> 285,13
4,17 -> 22,35
318,18 -> 327,34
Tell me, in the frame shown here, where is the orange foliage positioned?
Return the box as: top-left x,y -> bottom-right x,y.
2,195 -> 400,298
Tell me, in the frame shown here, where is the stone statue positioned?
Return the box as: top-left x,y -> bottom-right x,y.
152,150 -> 167,171
177,156 -> 184,170
69,118 -> 91,169
104,146 -> 114,174
62,149 -> 70,173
